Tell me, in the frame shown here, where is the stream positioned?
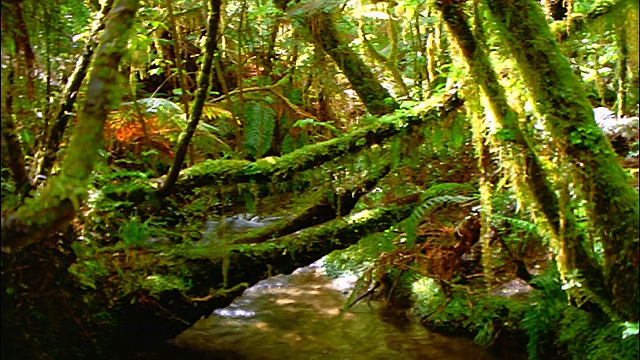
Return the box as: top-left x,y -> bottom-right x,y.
139,257 -> 526,360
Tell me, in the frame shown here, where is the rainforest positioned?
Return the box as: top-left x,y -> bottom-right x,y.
1,0 -> 638,359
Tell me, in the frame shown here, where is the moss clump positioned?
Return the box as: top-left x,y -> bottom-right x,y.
557,307 -> 639,360
414,278 -> 528,346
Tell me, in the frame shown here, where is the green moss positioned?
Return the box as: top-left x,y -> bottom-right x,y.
414,278 -> 528,346
141,274 -> 192,294
557,307 -> 639,360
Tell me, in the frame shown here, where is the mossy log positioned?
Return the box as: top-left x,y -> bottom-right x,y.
231,164 -> 392,244
105,94 -> 463,203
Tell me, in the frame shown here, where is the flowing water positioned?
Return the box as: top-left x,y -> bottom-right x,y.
148,258 -> 525,360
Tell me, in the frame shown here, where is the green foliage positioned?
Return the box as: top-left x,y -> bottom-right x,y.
522,268 -> 567,360
414,277 -> 528,346
557,307 -> 639,360
324,230 -> 399,279
141,274 -> 191,295
403,183 -> 478,247
292,118 -> 340,136
491,214 -> 539,234
244,102 -> 276,159
0,169 -> 20,209
118,216 -> 152,248
68,258 -> 109,291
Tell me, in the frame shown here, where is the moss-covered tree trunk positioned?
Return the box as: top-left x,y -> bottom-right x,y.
37,0 -> 114,180
438,3 -> 612,309
1,0 -> 139,254
105,95 -> 462,202
274,0 -> 398,115
485,0 -> 639,321
308,12 -> 398,115
359,8 -> 409,97
158,0 -> 223,197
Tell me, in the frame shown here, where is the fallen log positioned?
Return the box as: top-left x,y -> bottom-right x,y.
104,92 -> 463,203
230,163 -> 392,244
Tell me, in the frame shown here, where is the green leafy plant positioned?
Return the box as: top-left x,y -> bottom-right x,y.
522,268 -> 567,360
403,183 -> 478,247
118,216 -> 152,248
244,102 -> 276,159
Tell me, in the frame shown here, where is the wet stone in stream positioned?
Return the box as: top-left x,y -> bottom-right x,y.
147,260 -> 525,360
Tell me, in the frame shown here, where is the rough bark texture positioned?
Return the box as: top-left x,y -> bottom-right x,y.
439,3 -> 612,310
486,0 -> 639,321
1,0 -> 139,254
158,0 -> 223,197
38,0 -> 114,179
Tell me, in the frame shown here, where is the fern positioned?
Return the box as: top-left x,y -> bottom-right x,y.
491,214 -> 539,233
282,133 -> 296,155
244,102 -> 276,158
111,97 -> 231,152
118,216 -> 152,248
292,118 -> 340,136
523,269 -> 566,360
403,183 -> 479,247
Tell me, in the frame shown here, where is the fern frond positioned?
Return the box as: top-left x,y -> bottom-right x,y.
402,183 -> 479,247
491,214 -> 539,233
244,102 -> 276,158
202,104 -> 232,120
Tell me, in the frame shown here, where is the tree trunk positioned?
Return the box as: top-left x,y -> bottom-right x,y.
1,0 -> 139,254
486,0 -> 639,321
438,2 -> 612,311
158,0 -> 223,197
1,68 -> 32,197
38,0 -> 114,180
309,11 -> 398,115
275,0 -> 398,116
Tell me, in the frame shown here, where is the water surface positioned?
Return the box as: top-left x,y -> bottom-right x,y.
165,260 -> 524,360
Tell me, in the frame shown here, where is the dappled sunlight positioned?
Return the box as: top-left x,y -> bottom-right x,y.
171,261 -> 519,359
347,209 -> 375,224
